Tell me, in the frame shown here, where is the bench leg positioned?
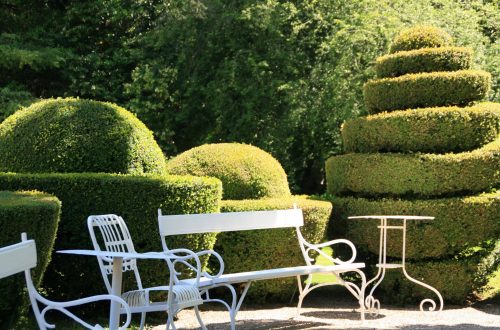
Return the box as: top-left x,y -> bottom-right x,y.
296,274 -> 311,316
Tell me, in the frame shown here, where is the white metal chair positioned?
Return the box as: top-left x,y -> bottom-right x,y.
0,233 -> 131,330
87,214 -> 207,330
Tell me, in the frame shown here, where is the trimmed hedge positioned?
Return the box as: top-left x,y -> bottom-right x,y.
326,138 -> 500,197
375,256 -> 492,304
389,26 -> 453,54
217,196 -> 332,302
364,70 -> 491,114
375,47 -> 472,78
329,194 -> 500,260
0,191 -> 60,329
0,98 -> 166,175
167,143 -> 291,200
342,103 -> 500,153
0,172 -> 222,300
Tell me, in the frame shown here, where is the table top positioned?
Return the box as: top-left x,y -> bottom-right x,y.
57,249 -> 171,260
348,215 -> 434,221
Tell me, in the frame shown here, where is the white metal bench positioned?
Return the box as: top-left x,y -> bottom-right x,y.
158,207 -> 367,327
0,233 -> 132,330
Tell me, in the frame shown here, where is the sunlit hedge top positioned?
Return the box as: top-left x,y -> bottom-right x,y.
389,26 -> 453,53
167,143 -> 291,200
0,98 -> 166,175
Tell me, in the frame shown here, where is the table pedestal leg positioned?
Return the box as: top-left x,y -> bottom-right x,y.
364,218 -> 443,314
110,257 -> 123,330
401,220 -> 443,312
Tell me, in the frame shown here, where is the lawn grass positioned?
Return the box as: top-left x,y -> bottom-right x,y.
482,267 -> 500,300
306,246 -> 340,284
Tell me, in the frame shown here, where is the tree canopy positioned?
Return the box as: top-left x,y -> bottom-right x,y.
1,0 -> 498,193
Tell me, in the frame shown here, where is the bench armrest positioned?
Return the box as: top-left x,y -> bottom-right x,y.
300,237 -> 358,265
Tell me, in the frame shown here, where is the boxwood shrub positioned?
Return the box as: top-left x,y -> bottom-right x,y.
389,26 -> 453,54
167,143 -> 291,200
342,103 -> 500,153
375,47 -> 472,78
364,70 -> 491,114
0,98 -> 166,175
217,196 -> 332,302
328,193 -> 500,260
326,139 -> 500,197
0,172 -> 222,300
0,191 -> 60,329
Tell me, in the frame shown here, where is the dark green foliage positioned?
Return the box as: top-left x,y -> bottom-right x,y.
0,191 -> 60,329
375,47 -> 473,78
389,26 -> 453,53
167,143 -> 291,200
342,103 -> 500,153
326,139 -> 500,197
0,98 -> 167,175
0,84 -> 35,123
329,194 -> 500,260
0,172 -> 221,299
217,197 -> 332,302
364,70 -> 491,113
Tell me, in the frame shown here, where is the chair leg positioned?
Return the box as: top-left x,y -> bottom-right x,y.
140,311 -> 146,330
194,306 -> 207,330
166,312 -> 177,330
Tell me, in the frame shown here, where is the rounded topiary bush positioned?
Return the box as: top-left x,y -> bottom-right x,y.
0,98 -> 166,174
167,143 -> 291,200
389,26 -> 453,54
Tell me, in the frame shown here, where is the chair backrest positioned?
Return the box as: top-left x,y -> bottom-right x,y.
87,214 -> 143,293
0,236 -> 37,279
0,233 -> 59,330
157,208 -> 306,255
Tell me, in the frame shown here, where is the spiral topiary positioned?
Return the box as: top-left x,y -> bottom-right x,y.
0,98 -> 166,175
326,26 -> 499,304
167,143 -> 291,200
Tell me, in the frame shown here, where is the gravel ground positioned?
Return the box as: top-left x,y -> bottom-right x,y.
151,291 -> 500,330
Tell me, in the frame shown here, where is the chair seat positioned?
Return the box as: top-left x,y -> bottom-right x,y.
172,284 -> 204,309
120,284 -> 203,312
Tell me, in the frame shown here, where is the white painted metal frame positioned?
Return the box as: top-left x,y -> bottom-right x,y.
158,207 -> 367,326
87,215 -> 206,330
348,215 -> 444,314
0,233 -> 132,330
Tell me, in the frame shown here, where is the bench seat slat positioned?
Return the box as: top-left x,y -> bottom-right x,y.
180,263 -> 365,287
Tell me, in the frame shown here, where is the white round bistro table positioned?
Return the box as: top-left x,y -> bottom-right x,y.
348,215 -> 443,314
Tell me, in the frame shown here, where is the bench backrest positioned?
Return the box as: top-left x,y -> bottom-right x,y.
0,238 -> 37,279
157,208 -> 304,236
